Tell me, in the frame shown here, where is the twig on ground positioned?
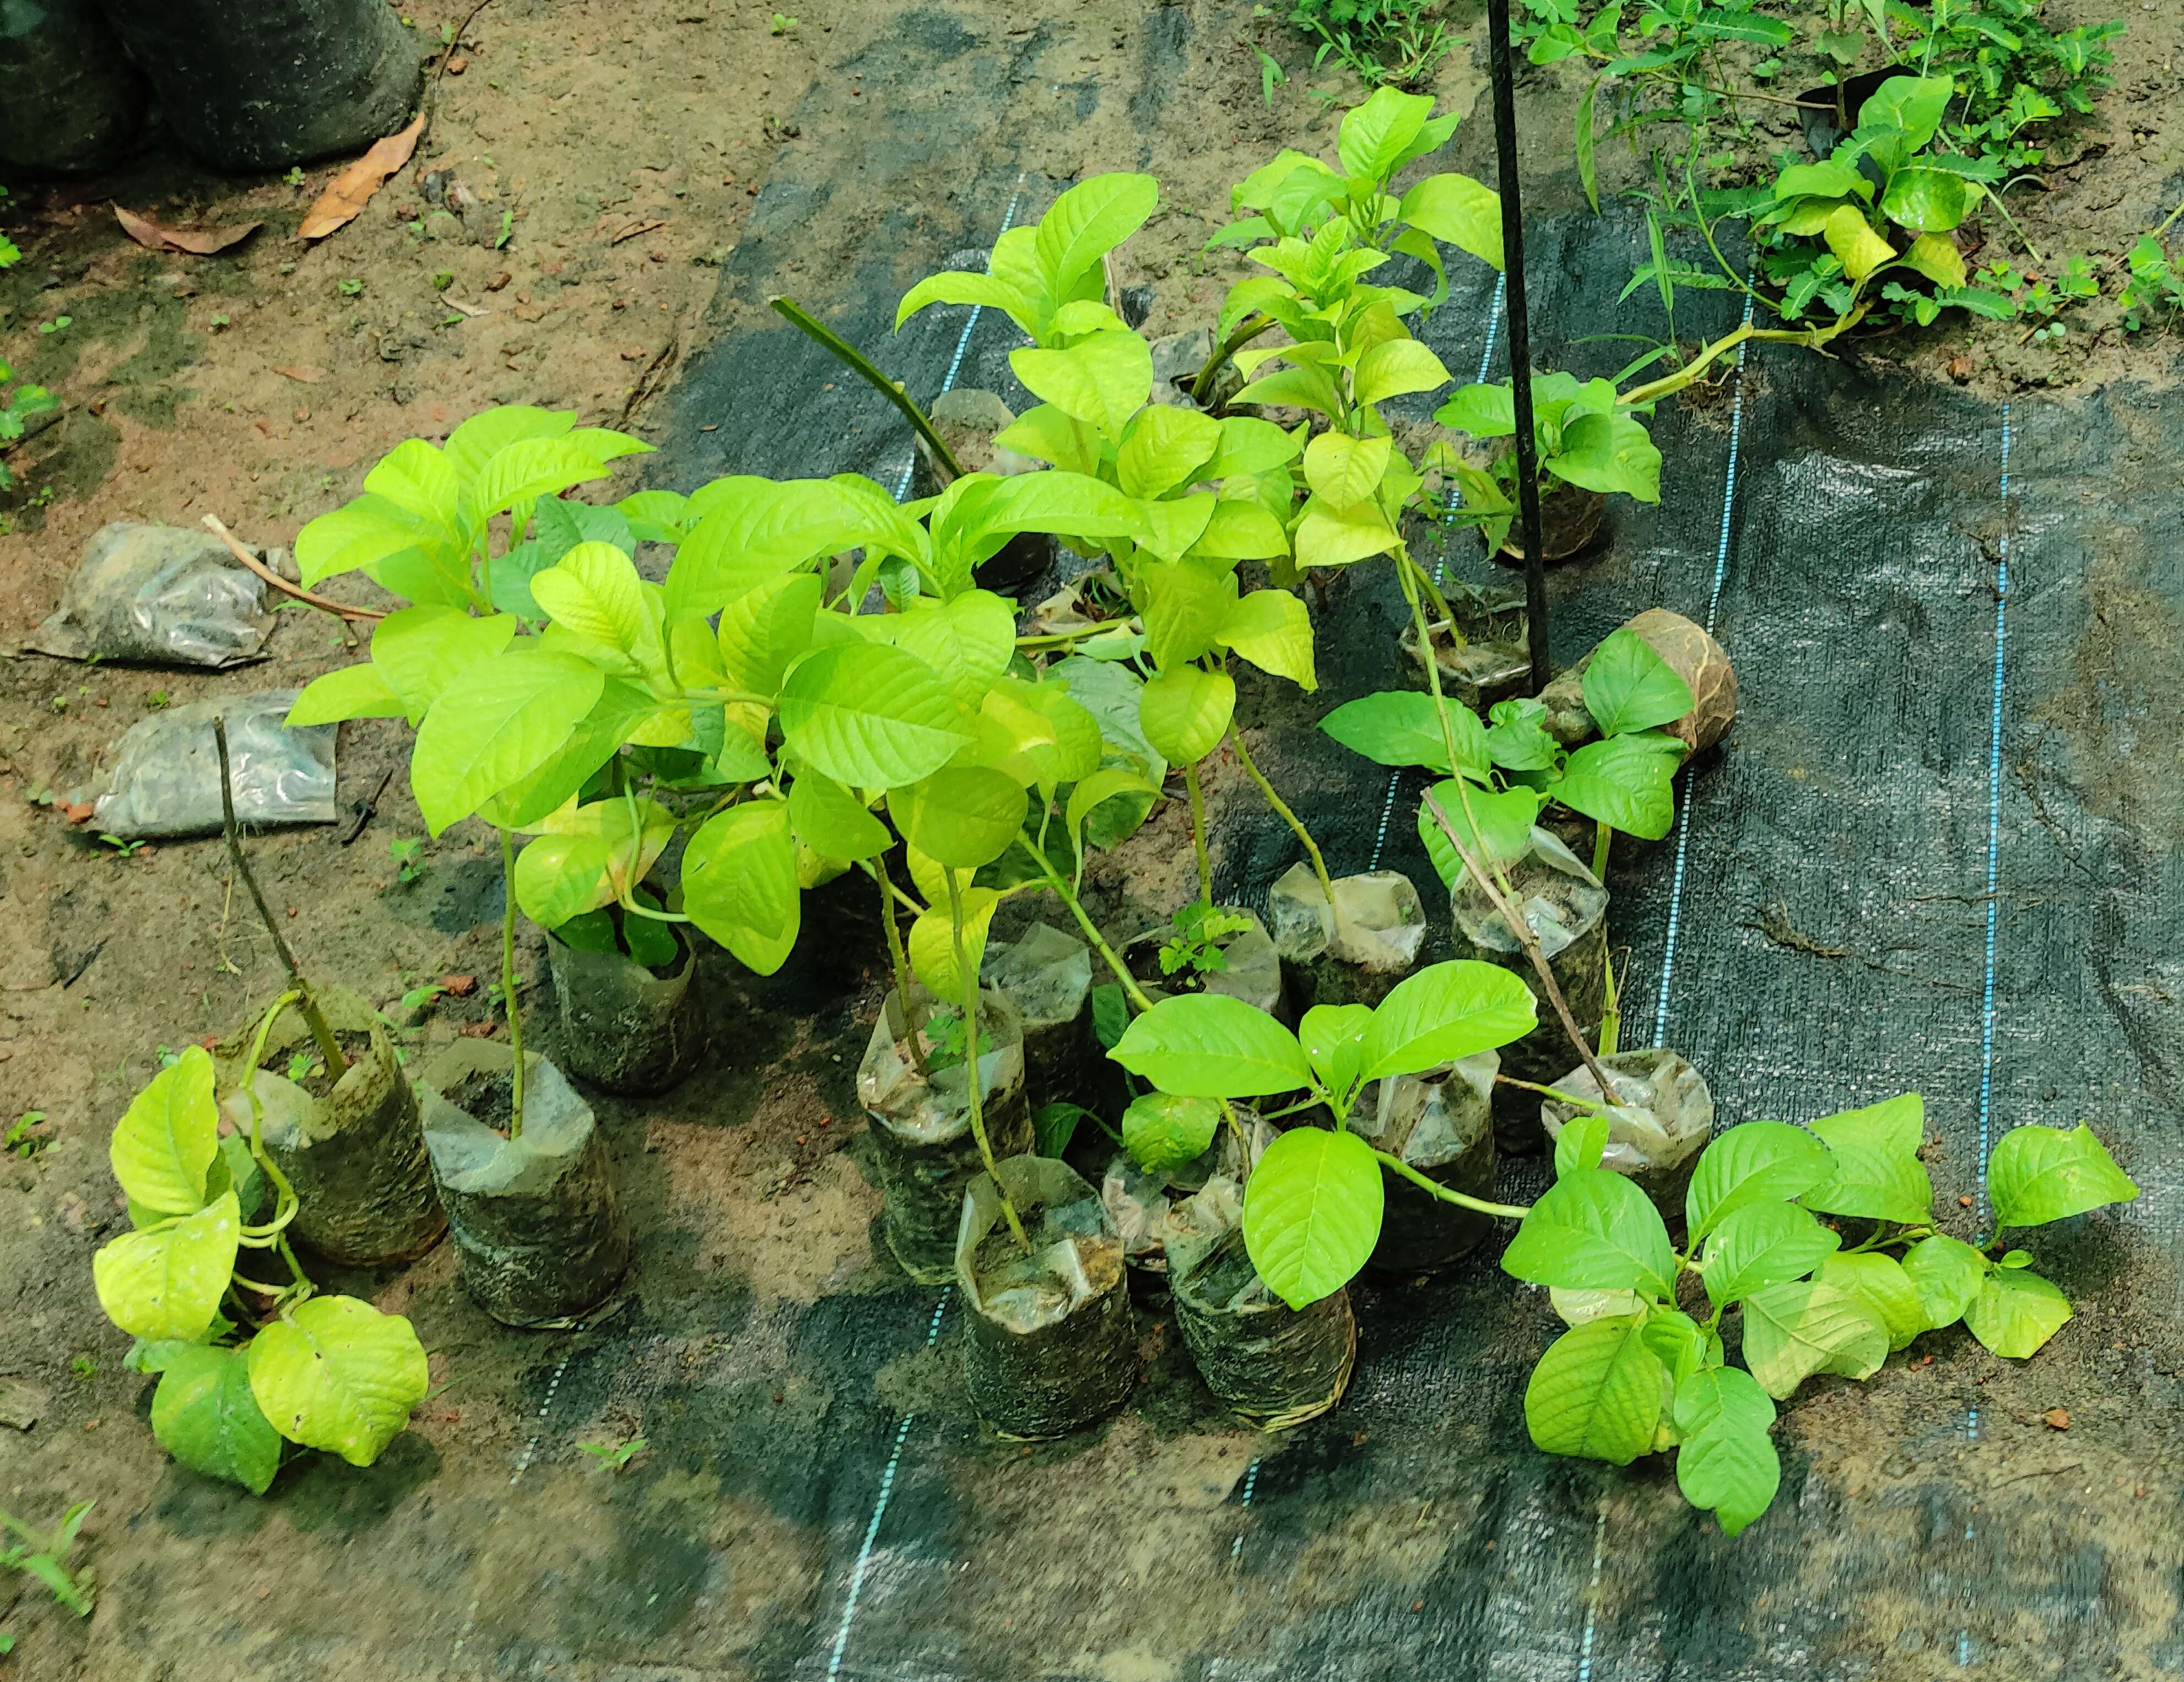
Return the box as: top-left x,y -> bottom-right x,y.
202,516 -> 385,624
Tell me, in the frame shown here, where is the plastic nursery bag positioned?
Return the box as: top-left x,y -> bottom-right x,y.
85,690 -> 336,840
30,523 -> 276,668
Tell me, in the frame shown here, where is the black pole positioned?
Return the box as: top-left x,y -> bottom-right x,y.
1484,0 -> 1551,693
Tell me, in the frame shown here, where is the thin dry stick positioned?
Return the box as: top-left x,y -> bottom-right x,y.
1419,786 -> 1619,1102
202,516 -> 385,624
212,717 -> 348,1077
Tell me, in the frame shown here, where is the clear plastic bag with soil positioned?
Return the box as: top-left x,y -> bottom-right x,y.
0,0 -> 144,173
1450,826 -> 1608,1153
857,986 -> 1032,1284
1266,863 -> 1428,1011
28,522 -> 276,668
956,1154 -> 1136,1439
1533,608 -> 1739,754
543,917 -> 707,1097
214,986 -> 443,1267
1123,905 -> 1286,1019
1539,1048 -> 1715,1229
419,1042 -> 631,1328
84,690 -> 336,840
1398,580 -> 1534,712
1354,1051 -> 1499,1275
980,922 -> 1093,1112
1167,1172 -> 1357,1430
1100,1113 -> 1274,1291
90,0 -> 422,171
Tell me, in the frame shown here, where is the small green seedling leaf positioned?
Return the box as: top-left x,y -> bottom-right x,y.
1109,994 -> 1311,1097
1502,1167 -> 1677,1299
1241,1125 -> 1383,1309
1900,1233 -> 1988,1329
1554,1112 -> 1610,1177
1122,1093 -> 1221,1173
1524,1315 -> 1663,1466
1685,1121 -> 1834,1240
1359,960 -> 1536,1080
1738,1279 -> 1889,1400
1964,1266 -> 2073,1359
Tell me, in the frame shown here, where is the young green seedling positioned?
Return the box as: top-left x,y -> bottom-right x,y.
1,1500 -> 94,1619
1429,372 -> 1663,556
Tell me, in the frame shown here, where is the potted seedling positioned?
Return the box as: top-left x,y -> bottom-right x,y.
93,1045 -> 430,1493
1532,607 -> 1738,757
1108,960 -> 1538,1423
207,720 -> 442,1267
980,922 -> 1097,1113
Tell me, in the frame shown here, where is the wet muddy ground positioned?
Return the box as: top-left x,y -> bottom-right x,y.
3,2 -> 2184,1679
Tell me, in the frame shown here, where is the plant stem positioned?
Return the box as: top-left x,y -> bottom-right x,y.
770,294 -> 967,481
869,860 -> 929,1077
1592,819 -> 1613,884
1619,310 -> 1866,409
1189,313 -> 1279,405
947,873 -> 1028,1252
211,717 -> 348,1079
1402,547 -> 1458,634
1495,1073 -> 1611,1111
1226,721 -> 1334,905
1373,1147 -> 1532,1219
499,826 -> 526,1140
1183,761 -> 1213,905
1394,548 -> 1471,780
1015,839 -> 1155,1013
1599,944 -> 1621,1059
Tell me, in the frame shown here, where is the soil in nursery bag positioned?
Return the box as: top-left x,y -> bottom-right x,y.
1539,1047 -> 1716,1229
1124,904 -> 1288,1017
1354,1052 -> 1499,1274
27,522 -> 278,669
1398,579 -> 1534,712
978,922 -> 1094,1111
419,1042 -> 631,1328
956,1155 -> 1135,1438
543,926 -> 707,1097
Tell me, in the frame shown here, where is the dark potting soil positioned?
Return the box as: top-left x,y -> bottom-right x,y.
283,1028 -> 376,1102
446,1070 -> 516,1138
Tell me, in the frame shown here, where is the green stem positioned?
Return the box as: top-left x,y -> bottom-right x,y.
1190,313 -> 1278,405
770,294 -> 967,480
1373,1148 -> 1532,1220
947,873 -> 1028,1252
235,989 -> 304,1245
1183,761 -> 1213,906
1014,619 -> 1141,650
1598,943 -> 1621,1059
1394,546 -> 1469,780
1226,721 -> 1333,905
1015,838 -> 1154,1013
1403,548 -> 1458,635
499,826 -> 526,1140
869,860 -> 930,1077
1592,820 -> 1613,885
1495,1073 -> 1611,1111
1619,309 -> 1867,409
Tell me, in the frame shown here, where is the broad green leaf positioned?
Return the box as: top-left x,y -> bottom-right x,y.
1353,339 -> 1453,405
1987,1124 -> 2138,1231
1140,556 -> 1240,667
1879,169 -> 1969,234
1739,1279 -> 1889,1399
1117,405 -> 1223,499
1138,666 -> 1235,766
442,404 -> 576,480
1318,690 -> 1486,777
93,1192 -> 240,1343
295,495 -> 451,591
717,570 -> 823,698
906,886 -> 1001,999
1418,780 -> 1542,883
1901,1233 -> 1988,1329
1109,993 -> 1311,1097
779,642 -> 969,790
683,800 -> 801,973
1188,499 -> 1290,563
668,478 -> 908,620
1813,1093 -> 1924,1155
1302,432 -> 1392,507
1823,204 -> 1895,282
1672,1362 -> 1776,1440
1293,494 -> 1398,568
1686,1121 -> 1834,1240
1856,74 -> 1953,160
1398,172 -> 1503,271
891,590 -> 1018,710
459,435 -> 614,529
478,678 -> 663,830
1675,1408 -> 1780,1536
1066,767 -> 1160,854
1299,1003 -> 1374,1108
1582,629 -> 1694,737
1123,1093 -> 1222,1173
529,540 -> 654,663
1549,410 -> 1662,502
363,436 -> 461,527
1361,960 -> 1536,1079
1555,1112 -> 1610,1177
1772,160 -> 1871,202
149,1344 -> 283,1495
109,1046 -> 219,1216
1819,1252 -> 1926,1351
410,648 -> 606,834
286,662 -> 405,727
1205,416 -> 1302,479
1900,231 -> 1969,290
248,1296 -> 429,1467
1524,1316 -> 1664,1466
1802,1095 -> 1933,1223
895,269 -> 1037,338
1010,331 -> 1154,439
1338,85 -> 1432,180
1964,1267 -> 2072,1359
1241,1125 -> 1383,1310
513,795 -> 675,926
369,604 -> 518,724
1502,1168 -> 1677,1298
1702,1202 -> 1840,1307
890,768 -> 1026,869
787,770 -> 892,861
1434,382 -> 1516,439
1136,495 -> 1219,565
1003,680 -> 1104,787
1554,733 -> 1682,841
1217,589 -> 1315,691
1484,699 -> 1561,772
1032,173 -> 1159,302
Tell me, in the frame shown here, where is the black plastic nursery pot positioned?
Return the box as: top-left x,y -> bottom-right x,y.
857,985 -> 1034,1284
214,987 -> 444,1268
1449,826 -> 1609,1154
1265,863 -> 1429,1012
1123,906 -> 1288,1019
1167,1173 -> 1357,1430
1534,607 -> 1740,754
1398,580 -> 1534,713
956,1154 -> 1136,1440
1353,1053 -> 1499,1275
543,926 -> 708,1097
1539,1047 -> 1716,1229
979,922 -> 1095,1112
419,1042 -> 633,1329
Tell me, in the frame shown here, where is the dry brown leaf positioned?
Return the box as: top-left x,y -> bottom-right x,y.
300,113 -> 427,241
271,364 -> 326,384
113,204 -> 261,256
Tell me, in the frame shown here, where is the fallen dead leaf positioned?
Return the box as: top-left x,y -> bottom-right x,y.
2044,1408 -> 2071,1430
272,364 -> 326,384
446,55 -> 469,74
300,113 -> 427,241
458,1020 -> 498,1039
114,204 -> 262,256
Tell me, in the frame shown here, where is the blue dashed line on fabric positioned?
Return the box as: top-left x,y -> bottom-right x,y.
1229,1455 -> 1263,1563
1976,405 -> 2012,1229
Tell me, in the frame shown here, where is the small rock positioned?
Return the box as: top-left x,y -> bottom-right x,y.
1958,1194 -> 1974,1207
447,55 -> 469,74
2044,1407 -> 2070,1430
0,1376 -> 50,1431
486,272 -> 512,291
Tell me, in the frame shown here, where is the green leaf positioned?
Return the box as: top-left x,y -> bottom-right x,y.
716,570 -> 822,699
1418,780 -> 1542,884
1674,1406 -> 1780,1535
779,642 -> 970,790
1582,629 -> 1694,737
1109,993 -> 1311,1097
1818,1253 -> 1926,1351
513,797 -> 674,927
1009,331 -> 1154,438
1900,1234 -> 1989,1329
1117,405 -> 1223,499
891,590 -> 1019,711
1574,76 -> 1601,213
1398,172 -> 1503,271
478,678 -> 663,830
459,435 -> 614,529
1292,494 -> 1398,568
1524,1316 -> 1664,1466
1434,382 -> 1516,439
890,768 -> 1026,869
1739,1279 -> 1890,1400
1899,232 -> 1968,290
1361,960 -> 1537,1080
149,1344 -> 284,1495
1686,1121 -> 1834,1240
1856,73 -> 1953,159
1987,1124 -> 2139,1231
1034,1102 -> 1096,1159
93,1192 -> 240,1343
1241,1125 -> 1383,1310
1964,1267 -> 2072,1359
247,1296 -> 429,1467
529,540 -> 656,664
1299,1003 -> 1373,1108
1549,410 -> 1662,502
1823,204 -> 1895,282
906,886 -> 1000,999
294,495 -> 452,592
1032,173 -> 1159,304
1554,733 -> 1682,841
286,662 -> 406,727
1138,666 -> 1235,766
1190,500 -> 1290,563
1801,1095 -> 1934,1224
109,1046 -> 219,1216
441,403 -> 576,480
1123,1093 -> 1221,1173
1318,690 -> 1486,777
1336,85 -> 1434,182
1205,415 -> 1302,479
1355,339 -> 1453,407
410,648 -> 606,835
787,770 -> 891,862
369,605 -> 518,724
1217,589 -> 1316,691
1555,1112 -> 1610,1177
895,269 -> 1037,339
1302,432 -> 1392,507
1672,1362 -> 1776,1440
1502,1168 -> 1678,1299
1483,699 -> 1560,772
1880,169 -> 1969,235
668,477 -> 916,620
1702,1202 -> 1841,1307
683,800 -> 801,974
1773,161 -> 1869,203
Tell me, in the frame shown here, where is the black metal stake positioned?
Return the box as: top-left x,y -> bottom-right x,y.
1485,0 -> 1551,693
